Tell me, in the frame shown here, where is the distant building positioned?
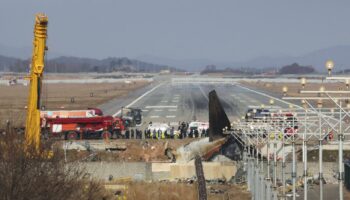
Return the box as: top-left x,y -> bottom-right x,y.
159,69 -> 171,74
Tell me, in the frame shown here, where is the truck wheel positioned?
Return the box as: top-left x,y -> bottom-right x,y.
101,131 -> 112,139
41,129 -> 50,140
66,131 -> 78,140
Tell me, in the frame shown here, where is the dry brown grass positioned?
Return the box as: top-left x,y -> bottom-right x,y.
0,81 -> 149,127
106,181 -> 250,200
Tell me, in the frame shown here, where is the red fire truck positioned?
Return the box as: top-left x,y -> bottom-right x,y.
41,108 -> 125,140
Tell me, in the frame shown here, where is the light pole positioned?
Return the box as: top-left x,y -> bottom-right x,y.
282,59 -> 350,200
301,77 -> 307,89
283,86 -> 288,97
269,99 -> 274,107
318,100 -> 324,200
346,79 -> 349,89
303,109 -> 308,200
325,59 -> 334,76
325,63 -> 345,200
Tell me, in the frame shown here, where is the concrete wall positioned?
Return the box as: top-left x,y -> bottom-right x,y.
81,161 -> 237,181
82,162 -> 152,181
81,160 -> 334,183
169,162 -> 237,180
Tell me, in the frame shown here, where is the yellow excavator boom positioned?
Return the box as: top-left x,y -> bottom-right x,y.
25,13 -> 48,151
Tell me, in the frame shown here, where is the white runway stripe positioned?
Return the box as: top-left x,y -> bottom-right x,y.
113,83 -> 164,117
150,116 -> 160,118
166,115 -> 176,118
145,105 -> 178,108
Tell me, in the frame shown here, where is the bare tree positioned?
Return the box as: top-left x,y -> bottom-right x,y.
0,127 -> 112,200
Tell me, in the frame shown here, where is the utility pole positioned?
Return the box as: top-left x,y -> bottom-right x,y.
195,155 -> 207,200
339,101 -> 344,200
303,110 -> 308,200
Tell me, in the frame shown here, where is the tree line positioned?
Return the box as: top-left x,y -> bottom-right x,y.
0,55 -> 178,73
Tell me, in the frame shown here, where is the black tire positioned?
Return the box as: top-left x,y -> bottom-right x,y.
101,131 -> 112,139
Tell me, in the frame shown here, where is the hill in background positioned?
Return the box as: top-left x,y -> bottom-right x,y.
137,45 -> 350,72
0,55 -> 178,73
278,63 -> 315,74
2,44 -> 350,73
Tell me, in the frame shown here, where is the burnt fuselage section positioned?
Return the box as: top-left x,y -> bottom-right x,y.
208,90 -> 244,161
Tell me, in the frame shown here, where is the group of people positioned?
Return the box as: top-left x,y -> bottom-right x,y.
121,121 -> 209,139
143,127 -> 209,139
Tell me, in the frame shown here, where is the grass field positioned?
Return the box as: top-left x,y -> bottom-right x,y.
0,80 -> 149,127
104,181 -> 250,200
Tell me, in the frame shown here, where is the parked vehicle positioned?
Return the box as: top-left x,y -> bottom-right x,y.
245,108 -> 270,122
121,107 -> 142,126
188,121 -> 209,132
41,108 -> 125,140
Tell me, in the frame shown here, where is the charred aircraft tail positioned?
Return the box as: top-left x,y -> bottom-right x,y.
208,90 -> 231,142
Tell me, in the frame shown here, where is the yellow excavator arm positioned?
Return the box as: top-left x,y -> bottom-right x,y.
25,13 -> 48,151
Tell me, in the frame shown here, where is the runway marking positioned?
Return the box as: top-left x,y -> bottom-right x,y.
172,100 -> 179,103
168,109 -> 177,112
166,115 -> 176,118
231,94 -> 242,98
250,99 -> 259,103
145,105 -> 178,108
236,84 -> 301,108
113,83 -> 164,117
150,115 -> 160,118
169,122 -> 179,126
198,85 -> 209,101
154,109 -> 163,112
234,93 -> 261,105
142,109 -> 149,112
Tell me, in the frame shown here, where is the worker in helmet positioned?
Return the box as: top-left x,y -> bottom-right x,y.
170,127 -> 175,139
161,130 -> 165,139
152,129 -> 156,139
157,129 -> 161,139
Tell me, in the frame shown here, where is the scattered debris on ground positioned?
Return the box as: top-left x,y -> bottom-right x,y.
60,138 -> 199,162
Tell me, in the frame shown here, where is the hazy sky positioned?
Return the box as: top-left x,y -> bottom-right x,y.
1,0 -> 350,62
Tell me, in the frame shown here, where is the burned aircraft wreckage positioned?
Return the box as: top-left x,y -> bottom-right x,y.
170,90 -> 246,163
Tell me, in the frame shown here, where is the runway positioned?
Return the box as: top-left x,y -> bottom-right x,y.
99,80 -> 292,129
